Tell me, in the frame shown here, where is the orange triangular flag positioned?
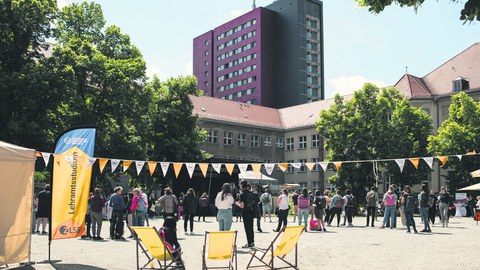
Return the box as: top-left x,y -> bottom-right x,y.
225,164 -> 235,176
35,151 -> 42,158
437,156 -> 448,167
409,158 -> 420,169
466,150 -> 476,155
147,161 -> 157,176
198,163 -> 209,178
277,163 -> 288,172
334,162 -> 342,171
99,158 -> 108,173
123,160 -> 132,172
251,163 -> 262,179
173,163 -> 183,179
305,163 -> 315,171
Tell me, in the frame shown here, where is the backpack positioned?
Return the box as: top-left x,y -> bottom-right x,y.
406,195 -> 416,211
385,193 -> 396,206
367,192 -> 376,207
261,193 -> 271,205
427,195 -> 435,208
136,196 -> 146,212
244,191 -> 255,210
199,197 -> 208,207
314,196 -> 325,209
298,195 -> 310,209
346,195 -> 355,208
334,197 -> 344,208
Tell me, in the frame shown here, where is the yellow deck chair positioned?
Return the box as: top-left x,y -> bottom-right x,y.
131,226 -> 182,270
201,230 -> 238,270
246,225 -> 305,270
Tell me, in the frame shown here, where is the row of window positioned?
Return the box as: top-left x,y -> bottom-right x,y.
306,64 -> 319,74
306,29 -> 318,40
221,87 -> 257,100
207,130 -> 285,148
306,87 -> 320,97
217,31 -> 256,51
217,41 -> 257,62
216,76 -> 257,93
306,18 -> 318,29
306,75 -> 319,85
217,64 -> 257,82
217,53 -> 257,72
286,135 -> 320,151
306,41 -> 319,51
286,158 -> 321,173
217,19 -> 257,41
307,52 -> 319,62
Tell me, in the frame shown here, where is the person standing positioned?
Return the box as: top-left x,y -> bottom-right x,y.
380,186 -> 397,229
344,190 -> 355,227
138,188 -> 149,226
428,189 -> 438,227
125,192 -> 135,238
297,188 -> 310,231
182,188 -> 198,235
402,185 -> 418,233
419,184 -> 432,232
81,192 -> 93,239
148,193 -> 156,220
313,190 -> 326,231
198,192 -> 209,222
292,190 -> 300,222
158,188 -> 179,220
236,181 -> 255,248
130,188 -> 146,227
260,189 -> 272,222
328,190 -> 343,227
89,188 -> 106,240
323,190 -> 332,224
215,183 -> 234,231
274,189 -> 289,232
365,186 -> 378,227
252,186 -> 262,232
36,184 -> 52,234
109,186 -> 126,240
438,186 -> 450,227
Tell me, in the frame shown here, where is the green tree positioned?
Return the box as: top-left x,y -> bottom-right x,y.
355,0 -> 480,22
316,83 -> 432,199
428,91 -> 480,191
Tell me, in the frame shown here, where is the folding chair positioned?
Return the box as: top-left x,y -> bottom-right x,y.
246,225 -> 305,270
131,226 -> 182,270
201,230 -> 238,270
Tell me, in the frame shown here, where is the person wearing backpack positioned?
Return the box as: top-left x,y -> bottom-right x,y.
328,190 -> 344,227
313,190 -> 327,231
297,188 -> 310,231
380,186 -> 397,229
197,192 -> 209,222
235,180 -> 255,248
344,189 -> 355,227
260,189 -> 272,222
130,188 -> 146,227
402,185 -> 418,233
419,184 -> 432,232
365,186 -> 378,227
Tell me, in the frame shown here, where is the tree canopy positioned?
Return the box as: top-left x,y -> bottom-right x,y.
428,92 -> 480,191
355,0 -> 480,22
316,83 -> 432,198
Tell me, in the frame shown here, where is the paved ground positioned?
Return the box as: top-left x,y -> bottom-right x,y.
4,215 -> 480,269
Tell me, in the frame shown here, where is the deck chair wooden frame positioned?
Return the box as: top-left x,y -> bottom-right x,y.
246,225 -> 305,270
201,230 -> 238,270
132,226 -> 182,270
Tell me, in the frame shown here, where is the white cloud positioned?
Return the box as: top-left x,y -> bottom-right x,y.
329,75 -> 387,96
57,0 -> 69,9
146,63 -> 162,80
219,9 -> 247,23
185,61 -> 193,75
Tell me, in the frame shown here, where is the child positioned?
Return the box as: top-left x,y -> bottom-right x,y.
159,217 -> 182,265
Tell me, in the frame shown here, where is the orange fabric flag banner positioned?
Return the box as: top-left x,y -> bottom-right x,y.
334,162 -> 342,171
98,158 -> 108,173
198,163 -> 209,178
251,163 -> 262,179
173,163 -> 183,179
147,161 -> 157,176
225,164 -> 235,176
437,156 -> 448,167
409,158 -> 420,169
277,163 -> 288,172
305,163 -> 315,171
123,160 -> 132,172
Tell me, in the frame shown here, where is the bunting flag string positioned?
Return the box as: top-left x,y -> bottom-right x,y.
319,162 -> 328,172
123,160 -> 132,172
198,163 -> 209,178
395,159 -> 405,172
438,156 -> 448,167
264,163 -> 275,175
291,163 -> 301,169
334,162 -> 342,171
186,163 -> 196,179
277,163 -> 288,172
87,157 -> 96,168
212,163 -> 222,174
98,158 -> 108,173
147,161 -> 157,176
41,152 -> 51,166
409,158 -> 419,170
305,163 -> 315,171
173,163 -> 183,178
111,159 -> 120,172
160,162 -> 170,177
135,161 -> 145,176
238,164 -> 248,175
456,155 -> 462,161
251,163 -> 262,179
225,164 -> 235,176
423,157 -> 433,169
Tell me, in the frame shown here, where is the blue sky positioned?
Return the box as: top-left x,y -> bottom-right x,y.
61,0 -> 479,98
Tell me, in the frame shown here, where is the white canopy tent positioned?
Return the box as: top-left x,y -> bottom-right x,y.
458,183 -> 480,191
238,171 -> 278,182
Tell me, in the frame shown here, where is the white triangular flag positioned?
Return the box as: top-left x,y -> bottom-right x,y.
64,155 -> 74,167
135,161 -> 145,176
186,163 -> 196,179
395,159 -> 405,173
264,164 -> 275,175
212,163 -> 222,174
160,162 -> 170,177
422,157 -> 433,169
87,157 -> 96,168
238,164 -> 248,175
319,162 -> 328,172
457,155 -> 462,161
111,159 -> 120,172
41,152 -> 51,166
291,163 -> 301,169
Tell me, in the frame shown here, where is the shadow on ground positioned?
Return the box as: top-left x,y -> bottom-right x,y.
52,264 -> 108,270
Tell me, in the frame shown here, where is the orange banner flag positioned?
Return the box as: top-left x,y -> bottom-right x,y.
147,161 -> 157,176
198,163 -> 209,178
334,162 -> 342,171
225,164 -> 235,176
98,158 -> 108,173
437,156 -> 448,167
409,158 -> 420,169
173,163 -> 183,179
305,163 -> 315,171
277,163 -> 288,172
123,160 -> 132,172
251,163 -> 262,179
